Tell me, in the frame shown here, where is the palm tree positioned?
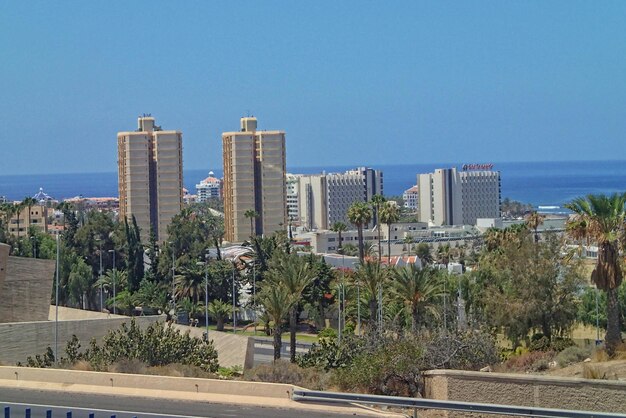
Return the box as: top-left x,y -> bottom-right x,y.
13,201 -> 24,238
22,197 -> 37,233
403,236 -> 414,257
0,203 -> 14,238
436,244 -> 451,268
331,222 -> 347,253
565,215 -> 588,256
208,299 -> 231,331
525,211 -> 545,243
370,194 -> 386,260
564,193 -> 626,353
244,209 -> 259,238
379,201 -> 400,263
347,202 -> 373,263
258,284 -> 294,360
174,263 -> 205,304
266,252 -> 316,362
392,265 -> 442,333
415,243 -> 433,265
355,260 -> 388,330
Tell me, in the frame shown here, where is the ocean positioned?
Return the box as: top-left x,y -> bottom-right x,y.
1,160 -> 625,212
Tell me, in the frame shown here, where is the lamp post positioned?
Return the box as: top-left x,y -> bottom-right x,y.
97,239 -> 102,312
171,244 -> 176,317
231,261 -> 237,334
30,236 -> 37,258
252,260 -> 256,336
108,249 -> 116,315
356,280 -> 361,336
196,257 -> 210,341
54,234 -> 60,364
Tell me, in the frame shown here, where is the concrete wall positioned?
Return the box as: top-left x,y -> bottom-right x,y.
0,366 -> 293,399
0,252 -> 55,323
423,369 -> 626,416
0,316 -> 161,366
173,325 -> 255,369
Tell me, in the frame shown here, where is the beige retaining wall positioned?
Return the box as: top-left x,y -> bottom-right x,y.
0,366 -> 293,399
423,369 -> 626,416
0,311 -> 253,369
0,248 -> 55,323
0,316 -> 162,366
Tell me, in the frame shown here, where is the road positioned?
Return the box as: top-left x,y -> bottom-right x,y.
253,338 -> 312,366
0,387 -> 371,418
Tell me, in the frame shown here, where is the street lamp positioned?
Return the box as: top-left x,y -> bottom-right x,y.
108,249 -> 116,315
96,238 -> 102,312
232,262 -> 237,334
54,234 -> 60,364
196,256 -> 210,342
30,236 -> 37,259
356,279 -> 361,336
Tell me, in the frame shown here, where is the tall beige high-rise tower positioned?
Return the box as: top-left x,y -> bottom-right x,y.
222,117 -> 287,242
117,115 -> 183,243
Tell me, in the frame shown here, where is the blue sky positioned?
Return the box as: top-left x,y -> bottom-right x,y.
1,1 -> 625,175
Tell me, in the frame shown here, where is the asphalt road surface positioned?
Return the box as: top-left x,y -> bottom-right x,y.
0,387 -> 369,418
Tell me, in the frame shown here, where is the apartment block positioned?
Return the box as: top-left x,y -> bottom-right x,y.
117,115 -> 183,243
196,172 -> 222,202
7,205 -> 48,237
418,166 -> 500,226
222,117 -> 287,242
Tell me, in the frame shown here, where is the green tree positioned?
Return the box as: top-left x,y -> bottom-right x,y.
355,261 -> 388,331
379,201 -> 400,263
22,197 -> 38,235
370,194 -> 386,260
347,202 -> 373,263
331,222 -> 347,253
208,299 -> 231,331
244,209 -> 260,238
392,265 -> 442,334
415,243 -> 432,265
473,227 -> 584,345
525,211 -> 545,243
68,258 -> 93,308
565,193 -> 626,353
124,216 -> 144,292
258,283 -> 294,360
266,251 -> 316,362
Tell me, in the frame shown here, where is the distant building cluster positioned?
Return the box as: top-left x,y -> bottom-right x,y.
195,172 -> 222,202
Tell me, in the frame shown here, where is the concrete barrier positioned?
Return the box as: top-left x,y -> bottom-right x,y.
173,325 -> 255,369
423,369 -> 626,415
0,316 -> 162,366
0,366 -> 293,399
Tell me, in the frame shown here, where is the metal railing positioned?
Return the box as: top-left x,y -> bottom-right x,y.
3,407 -> 134,418
291,389 -> 626,418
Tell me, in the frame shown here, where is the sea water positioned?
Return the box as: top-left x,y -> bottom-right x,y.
1,160 -> 625,212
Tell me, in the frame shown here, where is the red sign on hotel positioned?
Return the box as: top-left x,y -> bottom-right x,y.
462,163 -> 494,171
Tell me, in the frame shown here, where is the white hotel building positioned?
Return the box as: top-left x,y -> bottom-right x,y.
418,165 -> 500,226
290,167 -> 383,231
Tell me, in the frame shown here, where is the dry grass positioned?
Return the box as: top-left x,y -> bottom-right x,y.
70,360 -> 93,371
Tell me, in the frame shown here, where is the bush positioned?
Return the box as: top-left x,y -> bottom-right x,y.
244,361 -> 329,390
529,335 -> 575,353
332,336 -> 423,397
317,328 -> 337,340
423,330 -> 500,370
501,351 -> 555,373
555,346 -> 591,368
22,320 -> 219,373
296,335 -> 364,371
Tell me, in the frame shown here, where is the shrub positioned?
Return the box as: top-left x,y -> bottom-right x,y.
244,361 -> 329,390
529,335 -> 575,353
531,358 -> 550,372
555,346 -> 591,368
22,320 -> 219,373
317,328 -> 337,340
501,350 -> 555,373
423,330 -> 500,371
109,358 -> 148,374
332,336 -> 424,397
296,335 -> 364,371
